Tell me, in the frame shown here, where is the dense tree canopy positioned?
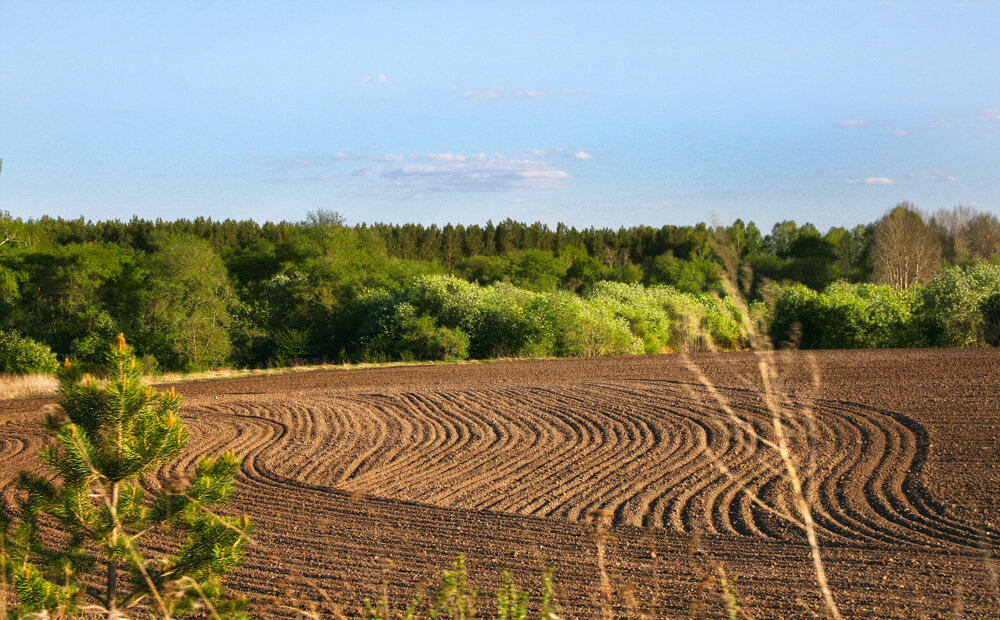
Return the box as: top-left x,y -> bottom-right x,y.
0,204 -> 998,373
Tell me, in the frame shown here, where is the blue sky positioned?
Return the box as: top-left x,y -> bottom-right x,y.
1,1 -> 998,230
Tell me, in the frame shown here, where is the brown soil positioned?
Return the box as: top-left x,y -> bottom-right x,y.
2,349 -> 998,617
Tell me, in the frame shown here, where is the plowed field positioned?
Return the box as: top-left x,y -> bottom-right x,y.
2,350 -> 998,617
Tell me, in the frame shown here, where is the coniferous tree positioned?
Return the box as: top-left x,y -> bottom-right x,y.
0,334 -> 251,618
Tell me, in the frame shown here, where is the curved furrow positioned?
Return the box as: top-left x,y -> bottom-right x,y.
809,402 -> 959,546
552,385 -> 663,522
472,387 -> 589,514
680,407 -> 776,536
415,391 -> 543,507
160,379 -> 997,553
495,386 -> 632,521
362,391 -> 480,497
478,386 -> 614,517
399,391 -> 514,504
0,430 -> 44,496
559,387 -> 706,527
813,402 -> 932,546
290,399 -> 390,483
338,393 -> 458,493
331,397 -> 410,482
820,400 -> 1000,548
333,395 -> 433,483
541,384 -> 672,522
881,406 -> 1000,547
597,382 -> 778,534
614,407 -> 707,528
612,396 -> 734,530
341,390 -> 506,499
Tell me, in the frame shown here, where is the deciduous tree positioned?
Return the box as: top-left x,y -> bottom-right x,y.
872,203 -> 941,289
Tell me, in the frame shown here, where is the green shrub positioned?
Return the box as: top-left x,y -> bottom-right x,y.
586,282 -> 672,353
0,329 -> 58,374
769,282 -> 916,349
916,261 -> 1000,347
356,276 -> 745,361
361,302 -> 471,362
468,284 -> 547,358
981,292 -> 1000,346
700,295 -> 746,349
269,326 -> 316,366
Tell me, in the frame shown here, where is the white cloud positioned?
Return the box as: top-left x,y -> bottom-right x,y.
979,108 -> 1000,122
330,152 -> 405,162
257,150 -> 585,194
460,88 -> 583,101
381,157 -> 571,194
882,130 -> 909,136
360,74 -> 389,83
507,148 -> 603,160
400,163 -> 438,174
427,153 -> 467,162
846,176 -> 896,186
636,201 -> 673,210
927,109 -> 1000,132
837,120 -> 871,129
907,170 -> 957,181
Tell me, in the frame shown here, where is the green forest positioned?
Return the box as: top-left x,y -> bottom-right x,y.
1,203 -> 999,375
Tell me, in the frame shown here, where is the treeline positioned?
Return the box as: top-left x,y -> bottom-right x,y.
0,203 -> 998,375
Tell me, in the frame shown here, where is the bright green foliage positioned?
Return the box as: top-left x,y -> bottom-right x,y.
769,282 -> 916,349
137,235 -> 234,371
363,558 -> 557,620
456,250 -> 566,292
980,292 -> 1000,346
2,212 -> 997,368
496,572 -> 528,620
642,251 -> 722,294
0,329 -> 58,374
715,567 -> 741,620
357,276 -> 746,362
586,282 -> 746,353
915,260 -> 1000,347
538,568 -> 558,620
0,242 -> 129,366
428,555 -> 478,620
363,302 -> 470,362
0,334 -> 251,618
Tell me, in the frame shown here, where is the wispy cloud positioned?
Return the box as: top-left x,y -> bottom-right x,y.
382,157 -> 571,194
882,130 -> 909,136
979,108 -> 1000,122
510,148 -> 603,160
360,74 -> 389,83
846,176 -> 896,185
256,151 -> 575,195
253,153 -> 405,169
926,108 -> 1000,132
837,120 -> 872,129
907,170 -> 957,181
635,201 -> 673,210
460,88 -> 583,101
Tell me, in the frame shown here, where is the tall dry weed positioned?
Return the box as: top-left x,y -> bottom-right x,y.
678,238 -> 843,619
0,373 -> 57,400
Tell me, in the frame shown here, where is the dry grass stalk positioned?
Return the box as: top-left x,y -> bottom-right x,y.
0,373 -> 57,400
586,509 -> 614,620
681,239 -> 844,620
